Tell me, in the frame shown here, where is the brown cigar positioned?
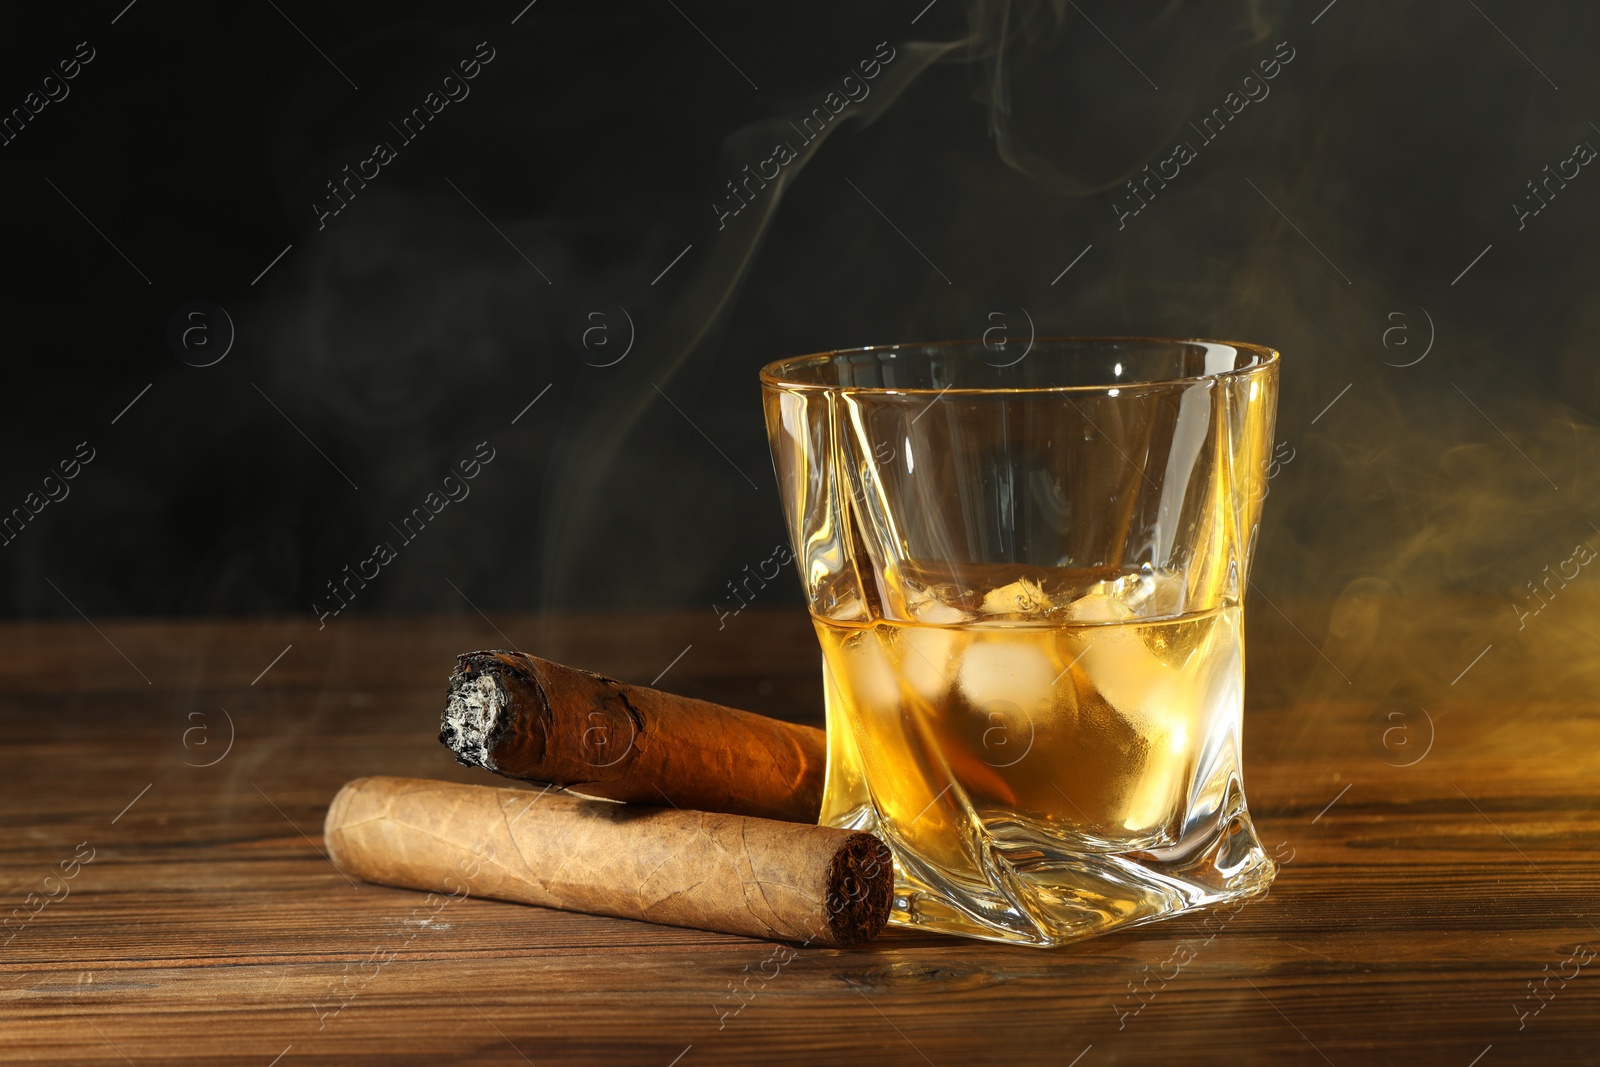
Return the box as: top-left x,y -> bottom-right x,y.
438,651 -> 827,823
324,776 -> 892,945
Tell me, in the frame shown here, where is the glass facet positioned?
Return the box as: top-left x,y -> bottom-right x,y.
761,338 -> 1280,946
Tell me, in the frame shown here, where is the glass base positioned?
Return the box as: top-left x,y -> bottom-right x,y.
833,791 -> 1276,947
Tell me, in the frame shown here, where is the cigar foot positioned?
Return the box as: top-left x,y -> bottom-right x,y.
826,831 -> 896,944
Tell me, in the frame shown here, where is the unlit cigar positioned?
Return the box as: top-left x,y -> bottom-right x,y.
439,651 -> 827,823
324,776 -> 893,945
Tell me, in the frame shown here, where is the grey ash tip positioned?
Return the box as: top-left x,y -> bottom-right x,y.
438,656 -> 511,771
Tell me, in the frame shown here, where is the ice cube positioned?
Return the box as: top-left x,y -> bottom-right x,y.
1067,569 -> 1185,622
907,585 -> 975,625
839,630 -> 899,712
979,577 -> 1051,618
1071,616 -> 1194,832
1076,627 -> 1177,726
899,625 -> 964,703
957,632 -> 1058,717
1065,587 -> 1136,624
912,599 -> 971,625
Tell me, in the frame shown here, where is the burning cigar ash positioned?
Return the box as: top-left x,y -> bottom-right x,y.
439,662 -> 511,772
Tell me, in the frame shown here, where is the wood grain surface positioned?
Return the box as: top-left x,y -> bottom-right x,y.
1,606 -> 1596,1065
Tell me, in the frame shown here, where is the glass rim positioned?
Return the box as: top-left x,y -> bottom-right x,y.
759,336 -> 1280,395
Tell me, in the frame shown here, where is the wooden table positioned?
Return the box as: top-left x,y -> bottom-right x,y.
2,608 -> 1595,1064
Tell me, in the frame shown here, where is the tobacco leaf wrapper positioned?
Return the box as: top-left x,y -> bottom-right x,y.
324,776 -> 893,945
438,651 -> 826,823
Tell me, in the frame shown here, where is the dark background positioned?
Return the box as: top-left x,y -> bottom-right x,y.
1,0 -> 1596,649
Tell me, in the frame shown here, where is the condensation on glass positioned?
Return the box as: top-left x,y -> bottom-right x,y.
761,338 -> 1280,946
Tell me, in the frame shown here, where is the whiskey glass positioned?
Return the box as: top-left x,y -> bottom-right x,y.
761,338 -> 1279,946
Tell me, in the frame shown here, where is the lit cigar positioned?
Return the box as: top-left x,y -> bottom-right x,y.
323,776 -> 893,945
438,651 -> 826,823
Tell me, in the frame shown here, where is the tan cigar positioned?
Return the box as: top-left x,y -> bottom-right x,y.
323,776 -> 893,945
438,651 -> 827,823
